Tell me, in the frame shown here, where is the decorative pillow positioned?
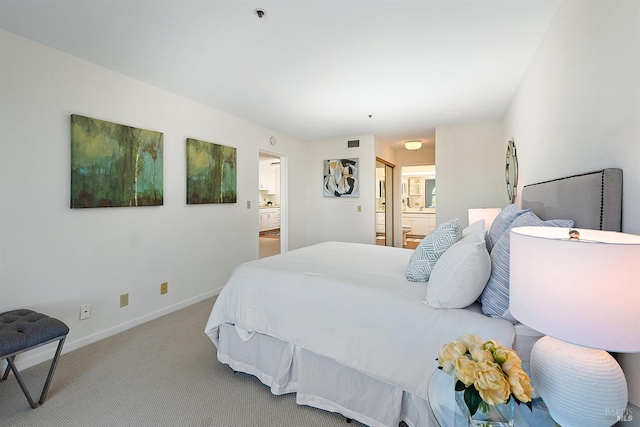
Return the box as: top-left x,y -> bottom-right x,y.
480,211 -> 574,322
424,231 -> 491,308
406,218 -> 461,282
462,219 -> 485,238
487,204 -> 531,252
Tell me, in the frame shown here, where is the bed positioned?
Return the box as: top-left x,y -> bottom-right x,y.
205,168 -> 622,427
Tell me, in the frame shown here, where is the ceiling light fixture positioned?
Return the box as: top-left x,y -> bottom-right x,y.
405,141 -> 422,150
254,8 -> 266,19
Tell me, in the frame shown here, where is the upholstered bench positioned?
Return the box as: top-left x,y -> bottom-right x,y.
0,309 -> 69,408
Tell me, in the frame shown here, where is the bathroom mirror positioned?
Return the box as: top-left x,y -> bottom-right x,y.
505,139 -> 518,203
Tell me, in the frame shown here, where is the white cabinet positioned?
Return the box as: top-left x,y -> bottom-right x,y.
376,212 -> 385,233
259,164 -> 267,190
259,207 -> 281,231
259,164 -> 278,194
426,213 -> 436,234
402,213 -> 436,237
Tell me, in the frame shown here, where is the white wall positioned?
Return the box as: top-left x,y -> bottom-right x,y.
501,0 -> 640,405
435,122 -> 505,227
305,135 -> 376,245
374,137 -> 397,166
0,30 -> 305,367
394,144 -> 436,167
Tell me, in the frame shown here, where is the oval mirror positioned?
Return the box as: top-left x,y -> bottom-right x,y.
505,140 -> 518,203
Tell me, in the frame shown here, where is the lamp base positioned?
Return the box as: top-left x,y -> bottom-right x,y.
530,336 -> 628,427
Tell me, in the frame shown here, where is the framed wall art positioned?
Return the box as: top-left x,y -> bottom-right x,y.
70,114 -> 163,208
186,138 -> 237,204
323,158 -> 359,197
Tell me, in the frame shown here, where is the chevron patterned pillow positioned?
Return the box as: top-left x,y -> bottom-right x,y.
405,218 -> 461,282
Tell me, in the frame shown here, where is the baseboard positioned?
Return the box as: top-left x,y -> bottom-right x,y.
4,287 -> 222,372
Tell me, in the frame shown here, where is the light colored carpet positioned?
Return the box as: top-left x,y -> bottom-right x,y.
0,297 -> 367,426
259,237 -> 280,259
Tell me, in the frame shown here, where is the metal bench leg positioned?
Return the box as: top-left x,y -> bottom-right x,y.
2,356 -> 14,381
6,357 -> 38,408
38,336 -> 66,405
4,336 -> 66,409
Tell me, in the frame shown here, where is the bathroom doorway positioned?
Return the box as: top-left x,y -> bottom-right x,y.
258,151 -> 283,258
401,164 -> 436,249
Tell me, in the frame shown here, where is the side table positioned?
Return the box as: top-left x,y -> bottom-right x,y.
427,368 -> 558,427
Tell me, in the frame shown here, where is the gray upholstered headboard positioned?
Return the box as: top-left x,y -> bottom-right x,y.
520,168 -> 622,231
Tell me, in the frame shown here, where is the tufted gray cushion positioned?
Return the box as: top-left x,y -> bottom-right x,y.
0,309 -> 69,357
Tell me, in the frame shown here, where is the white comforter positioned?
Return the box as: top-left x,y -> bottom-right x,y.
205,241 -> 514,399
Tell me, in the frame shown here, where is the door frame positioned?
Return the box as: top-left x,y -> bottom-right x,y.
258,148 -> 288,257
376,157 -> 395,247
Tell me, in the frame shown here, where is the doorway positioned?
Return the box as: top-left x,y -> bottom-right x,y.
258,151 -> 283,258
375,158 -> 394,246
401,164 -> 436,249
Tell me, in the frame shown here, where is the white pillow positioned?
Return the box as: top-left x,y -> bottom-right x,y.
462,219 -> 485,237
405,218 -> 461,282
424,231 -> 491,308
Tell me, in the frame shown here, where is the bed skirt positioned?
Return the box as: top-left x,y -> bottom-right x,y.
216,323 -> 439,427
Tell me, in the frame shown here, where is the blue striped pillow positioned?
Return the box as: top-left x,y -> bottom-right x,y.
480,211 -> 574,321
487,204 -> 530,252
406,218 -> 461,282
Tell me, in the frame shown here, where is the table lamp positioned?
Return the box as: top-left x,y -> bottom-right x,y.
467,208 -> 501,231
509,226 -> 640,427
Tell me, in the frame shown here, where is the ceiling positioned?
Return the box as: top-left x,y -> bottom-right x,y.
0,0 -> 560,149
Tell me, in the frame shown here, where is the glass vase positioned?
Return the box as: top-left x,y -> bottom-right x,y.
455,390 -> 515,427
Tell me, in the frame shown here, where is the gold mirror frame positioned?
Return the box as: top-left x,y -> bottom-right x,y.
505,139 -> 518,203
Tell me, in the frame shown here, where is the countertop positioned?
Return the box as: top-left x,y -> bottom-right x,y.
402,207 -> 436,214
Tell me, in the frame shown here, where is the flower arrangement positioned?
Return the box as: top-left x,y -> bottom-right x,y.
437,334 -> 534,417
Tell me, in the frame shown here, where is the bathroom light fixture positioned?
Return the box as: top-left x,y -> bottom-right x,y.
404,141 -> 422,150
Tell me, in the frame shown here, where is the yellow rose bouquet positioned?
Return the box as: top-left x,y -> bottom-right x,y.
437,334 -> 534,418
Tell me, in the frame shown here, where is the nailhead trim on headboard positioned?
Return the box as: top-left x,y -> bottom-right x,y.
523,169 -> 610,230
522,169 -> 606,187
599,171 -> 605,230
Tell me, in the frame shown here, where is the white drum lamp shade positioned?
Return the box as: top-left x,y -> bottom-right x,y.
468,208 -> 501,231
509,226 -> 640,427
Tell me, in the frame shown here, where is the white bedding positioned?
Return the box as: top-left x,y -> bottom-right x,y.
205,241 -> 515,400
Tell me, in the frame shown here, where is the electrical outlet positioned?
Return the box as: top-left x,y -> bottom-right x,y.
160,282 -> 168,295
120,293 -> 129,307
80,304 -> 91,320
357,205 -> 362,212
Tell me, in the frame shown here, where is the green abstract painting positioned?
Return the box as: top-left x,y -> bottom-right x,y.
70,114 -> 163,208
186,138 -> 237,204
